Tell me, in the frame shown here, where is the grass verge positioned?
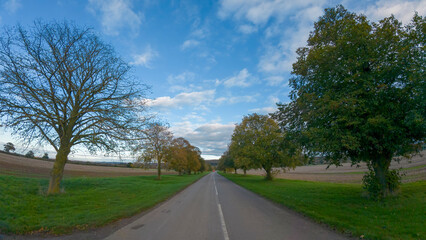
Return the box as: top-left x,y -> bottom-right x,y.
0,172 -> 208,235
220,172 -> 425,240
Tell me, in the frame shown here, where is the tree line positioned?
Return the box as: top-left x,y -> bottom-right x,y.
219,6 -> 424,199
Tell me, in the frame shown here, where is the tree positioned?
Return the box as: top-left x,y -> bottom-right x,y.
273,6 -> 425,198
25,150 -> 34,158
217,150 -> 236,173
231,114 -> 302,180
42,153 -> 49,159
3,142 -> 15,153
0,21 -> 149,194
166,137 -> 190,175
136,123 -> 173,180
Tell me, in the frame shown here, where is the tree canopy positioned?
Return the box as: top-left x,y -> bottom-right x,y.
0,21 -> 150,194
273,6 -> 425,197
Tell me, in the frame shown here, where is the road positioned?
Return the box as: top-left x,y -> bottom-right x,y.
104,172 -> 348,240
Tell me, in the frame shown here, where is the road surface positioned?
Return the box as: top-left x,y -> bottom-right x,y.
104,172 -> 348,240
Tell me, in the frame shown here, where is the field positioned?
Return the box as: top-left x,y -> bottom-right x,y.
236,152 -> 426,183
0,173 -> 208,236
0,152 -> 175,178
221,173 -> 426,240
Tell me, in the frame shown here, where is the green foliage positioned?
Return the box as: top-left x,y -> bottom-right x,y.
0,173 -> 207,235
362,167 -> 402,200
42,153 -> 49,159
221,173 -> 426,240
273,5 -> 425,196
3,142 -> 15,153
217,150 -> 235,172
166,137 -> 202,175
24,151 -> 34,158
229,114 -> 303,180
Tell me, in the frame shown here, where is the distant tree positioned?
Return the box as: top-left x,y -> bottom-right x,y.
217,150 -> 237,173
232,114 -> 302,180
3,142 -> 15,153
166,137 -> 190,175
136,123 -> 173,180
186,146 -> 201,174
25,151 -> 35,158
273,6 -> 425,198
42,153 -> 49,159
198,157 -> 206,173
0,21 -> 150,194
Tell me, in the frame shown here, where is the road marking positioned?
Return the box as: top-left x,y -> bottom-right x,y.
214,174 -> 229,240
217,203 -> 230,240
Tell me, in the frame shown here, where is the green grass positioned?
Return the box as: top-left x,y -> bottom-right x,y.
0,173 -> 208,235
220,173 -> 425,240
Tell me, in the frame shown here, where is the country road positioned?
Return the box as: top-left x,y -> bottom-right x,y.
104,172 -> 348,240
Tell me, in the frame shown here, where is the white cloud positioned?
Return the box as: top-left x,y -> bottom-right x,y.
145,90 -> 215,109
130,45 -> 158,68
215,95 -> 258,104
171,121 -> 235,157
3,0 -> 21,13
222,68 -> 253,88
362,0 -> 425,24
181,39 -> 200,50
87,0 -> 142,36
249,106 -> 277,114
239,24 -> 258,34
265,76 -> 286,86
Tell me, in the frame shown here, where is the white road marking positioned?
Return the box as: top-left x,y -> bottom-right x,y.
213,174 -> 230,240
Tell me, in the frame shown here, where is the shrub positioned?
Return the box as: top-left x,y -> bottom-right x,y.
25,151 -> 35,158
42,153 -> 49,159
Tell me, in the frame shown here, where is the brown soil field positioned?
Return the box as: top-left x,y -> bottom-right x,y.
236,151 -> 426,183
0,152 -> 176,178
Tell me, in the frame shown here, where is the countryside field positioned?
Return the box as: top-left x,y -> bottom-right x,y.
0,152 -> 176,178
236,152 -> 426,183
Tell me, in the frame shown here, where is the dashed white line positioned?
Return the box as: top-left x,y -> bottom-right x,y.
213,173 -> 230,240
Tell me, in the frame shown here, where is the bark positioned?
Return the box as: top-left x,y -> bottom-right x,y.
372,155 -> 392,195
48,146 -> 70,194
265,168 -> 273,181
243,168 -> 247,175
234,168 -> 237,174
157,159 -> 162,180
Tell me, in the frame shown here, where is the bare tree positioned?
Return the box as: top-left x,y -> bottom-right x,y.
136,123 -> 173,180
0,21 -> 150,194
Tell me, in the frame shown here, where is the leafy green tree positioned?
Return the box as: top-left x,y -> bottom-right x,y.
25,150 -> 34,158
166,137 -> 201,175
231,114 -> 301,180
3,142 -> 15,153
0,21 -> 150,194
274,6 -> 425,198
136,123 -> 173,180
217,150 -> 236,173
42,153 -> 49,159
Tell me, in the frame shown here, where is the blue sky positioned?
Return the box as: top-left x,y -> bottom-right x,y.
0,0 -> 424,161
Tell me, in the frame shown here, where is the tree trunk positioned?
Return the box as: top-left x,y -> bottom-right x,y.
157,159 -> 161,180
243,168 -> 247,175
48,146 -> 70,195
265,168 -> 273,181
372,156 -> 391,196
234,168 -> 237,174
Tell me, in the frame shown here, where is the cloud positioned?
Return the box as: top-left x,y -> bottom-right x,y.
171,122 -> 235,157
362,0 -> 425,24
215,95 -> 258,104
3,0 -> 21,13
181,39 -> 200,50
87,0 -> 142,36
145,90 -> 215,109
249,106 -> 277,114
239,24 -> 258,34
130,46 -> 158,68
222,68 -> 253,88
265,76 -> 286,86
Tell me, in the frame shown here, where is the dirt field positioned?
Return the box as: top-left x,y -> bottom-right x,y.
0,152 -> 176,178
237,151 -> 426,183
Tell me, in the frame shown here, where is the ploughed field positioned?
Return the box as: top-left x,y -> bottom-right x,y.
0,152 -> 175,178
236,151 -> 426,183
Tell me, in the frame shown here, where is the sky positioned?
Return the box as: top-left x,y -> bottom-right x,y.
0,0 -> 424,161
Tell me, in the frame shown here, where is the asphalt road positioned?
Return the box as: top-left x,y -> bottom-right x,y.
104,172 -> 348,240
